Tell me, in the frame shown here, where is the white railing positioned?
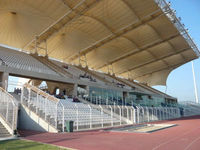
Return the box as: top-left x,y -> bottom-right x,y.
0,87 -> 18,134
21,84 -> 182,132
21,84 -> 132,131
79,97 -> 181,125
135,106 -> 180,124
68,103 -> 131,131
70,104 -> 181,128
21,83 -> 64,131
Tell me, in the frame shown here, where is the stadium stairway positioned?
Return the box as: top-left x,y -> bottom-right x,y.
107,74 -> 138,91
31,54 -> 73,79
0,122 -> 11,138
76,65 -> 113,85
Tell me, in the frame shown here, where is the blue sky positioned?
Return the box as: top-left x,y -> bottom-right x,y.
154,0 -> 200,102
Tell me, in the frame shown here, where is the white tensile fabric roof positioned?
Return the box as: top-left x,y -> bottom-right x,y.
0,0 -> 199,86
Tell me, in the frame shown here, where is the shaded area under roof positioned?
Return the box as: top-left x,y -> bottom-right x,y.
0,0 -> 199,86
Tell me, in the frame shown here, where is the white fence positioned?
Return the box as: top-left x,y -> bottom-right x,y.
21,84 -> 129,132
135,106 -> 180,123
0,87 -> 18,134
21,84 -> 182,132
21,83 -> 64,131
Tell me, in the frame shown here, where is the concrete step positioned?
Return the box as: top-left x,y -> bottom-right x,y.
0,133 -> 11,138
0,130 -> 10,134
0,122 -> 11,137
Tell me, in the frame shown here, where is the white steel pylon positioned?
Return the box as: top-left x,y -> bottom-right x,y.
192,61 -> 199,103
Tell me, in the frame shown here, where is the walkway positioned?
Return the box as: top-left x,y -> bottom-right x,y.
19,116 -> 200,150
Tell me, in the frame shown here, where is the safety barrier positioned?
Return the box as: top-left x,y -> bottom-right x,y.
21,84 -> 129,132
21,83 -> 63,131
21,84 -> 182,132
135,106 -> 180,123
0,87 -> 18,134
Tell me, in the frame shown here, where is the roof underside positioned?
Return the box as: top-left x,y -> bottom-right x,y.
0,0 -> 199,86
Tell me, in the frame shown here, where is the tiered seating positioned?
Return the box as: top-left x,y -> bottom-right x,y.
0,47 -> 59,76
31,55 -> 73,78
94,71 -> 132,89
26,87 -> 120,131
46,58 -> 176,103
59,99 -> 120,128
179,101 -> 200,117
95,71 -> 122,83
52,60 -> 84,78
51,60 -> 105,84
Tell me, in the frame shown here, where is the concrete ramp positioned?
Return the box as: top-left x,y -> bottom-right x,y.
18,104 -> 58,133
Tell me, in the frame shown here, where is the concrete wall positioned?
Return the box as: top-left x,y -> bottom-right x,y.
18,104 -> 58,133
46,81 -> 75,95
31,79 -> 42,87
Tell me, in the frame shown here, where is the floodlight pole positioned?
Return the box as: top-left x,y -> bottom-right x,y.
192,61 -> 199,103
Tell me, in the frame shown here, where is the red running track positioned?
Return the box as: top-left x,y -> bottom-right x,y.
19,116 -> 200,150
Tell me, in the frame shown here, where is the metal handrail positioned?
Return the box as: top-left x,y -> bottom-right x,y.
0,87 -> 18,106
0,87 -> 18,134
24,83 -> 59,102
21,84 -> 186,131
21,83 -> 61,131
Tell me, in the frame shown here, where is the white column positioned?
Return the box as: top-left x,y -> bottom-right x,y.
109,105 -> 113,126
76,104 -> 79,130
36,92 -> 39,114
62,105 -> 65,132
146,107 -> 150,122
118,106 -> 122,125
55,103 -> 58,129
88,105 -> 92,129
192,61 -> 199,103
99,105 -> 104,128
136,106 -> 140,123
28,88 -> 31,108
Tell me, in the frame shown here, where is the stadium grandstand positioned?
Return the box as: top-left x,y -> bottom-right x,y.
0,0 -> 200,149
